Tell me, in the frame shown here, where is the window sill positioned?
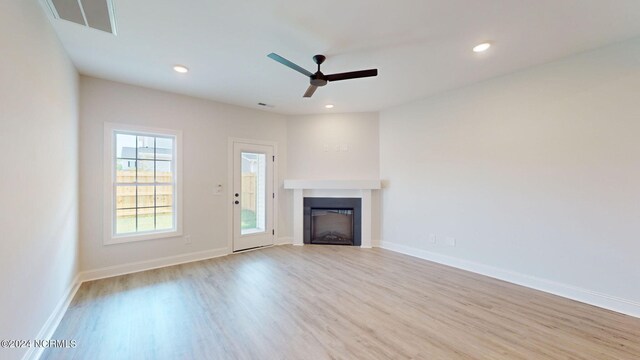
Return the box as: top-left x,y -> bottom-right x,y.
104,229 -> 182,245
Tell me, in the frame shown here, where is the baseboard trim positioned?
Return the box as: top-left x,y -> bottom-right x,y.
379,241 -> 640,319
22,273 -> 82,360
80,247 -> 229,282
276,237 -> 292,245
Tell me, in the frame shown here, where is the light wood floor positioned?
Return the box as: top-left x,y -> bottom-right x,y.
43,245 -> 640,360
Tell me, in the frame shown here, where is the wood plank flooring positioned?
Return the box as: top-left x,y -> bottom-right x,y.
42,245 -> 640,359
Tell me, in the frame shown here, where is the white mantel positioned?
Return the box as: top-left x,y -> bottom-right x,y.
284,179 -> 381,248
284,179 -> 381,190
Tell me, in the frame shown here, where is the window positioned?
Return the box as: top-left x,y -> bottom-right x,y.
104,123 -> 182,244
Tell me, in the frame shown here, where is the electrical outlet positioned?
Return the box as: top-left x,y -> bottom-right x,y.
340,144 -> 349,152
428,234 -> 436,244
213,184 -> 223,195
184,235 -> 191,245
323,144 -> 329,152
445,237 -> 456,247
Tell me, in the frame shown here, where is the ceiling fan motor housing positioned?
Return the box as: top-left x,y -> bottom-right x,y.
311,54 -> 328,86
310,75 -> 328,87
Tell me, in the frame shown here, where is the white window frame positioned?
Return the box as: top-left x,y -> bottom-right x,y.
103,122 -> 183,245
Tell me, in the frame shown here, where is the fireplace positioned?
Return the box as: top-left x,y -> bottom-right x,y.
285,179 -> 380,247
304,197 -> 362,246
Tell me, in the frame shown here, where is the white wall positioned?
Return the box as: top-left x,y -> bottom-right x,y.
380,38 -> 640,313
79,76 -> 289,271
286,112 -> 381,244
287,112 -> 380,180
0,1 -> 79,359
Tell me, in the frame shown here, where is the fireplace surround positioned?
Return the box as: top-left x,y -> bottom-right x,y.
284,179 -> 381,248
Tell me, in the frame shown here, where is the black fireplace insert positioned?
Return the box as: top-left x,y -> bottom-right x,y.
303,197 -> 361,246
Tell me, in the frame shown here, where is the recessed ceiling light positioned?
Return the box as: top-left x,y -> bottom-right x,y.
173,65 -> 189,73
473,42 -> 492,53
325,104 -> 334,109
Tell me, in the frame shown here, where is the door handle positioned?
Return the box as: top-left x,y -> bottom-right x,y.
234,200 -> 239,205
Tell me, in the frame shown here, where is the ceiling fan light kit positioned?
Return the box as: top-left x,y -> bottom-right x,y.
267,53 -> 378,98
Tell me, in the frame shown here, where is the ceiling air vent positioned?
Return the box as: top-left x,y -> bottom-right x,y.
45,0 -> 117,35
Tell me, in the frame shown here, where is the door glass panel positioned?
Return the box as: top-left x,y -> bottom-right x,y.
241,152 -> 266,235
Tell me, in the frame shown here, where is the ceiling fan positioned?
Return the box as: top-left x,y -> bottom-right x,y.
267,53 -> 378,98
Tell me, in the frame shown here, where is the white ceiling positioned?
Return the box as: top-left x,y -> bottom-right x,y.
44,0 -> 640,115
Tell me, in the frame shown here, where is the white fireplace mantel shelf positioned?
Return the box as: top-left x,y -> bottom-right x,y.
284,179 -> 380,248
284,179 -> 381,190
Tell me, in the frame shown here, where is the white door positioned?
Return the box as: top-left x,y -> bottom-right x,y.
233,142 -> 274,251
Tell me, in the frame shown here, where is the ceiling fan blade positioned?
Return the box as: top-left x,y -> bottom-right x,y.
267,53 -> 313,77
326,69 -> 378,82
303,85 -> 318,98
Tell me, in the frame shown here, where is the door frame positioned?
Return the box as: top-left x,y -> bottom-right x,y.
227,137 -> 279,253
